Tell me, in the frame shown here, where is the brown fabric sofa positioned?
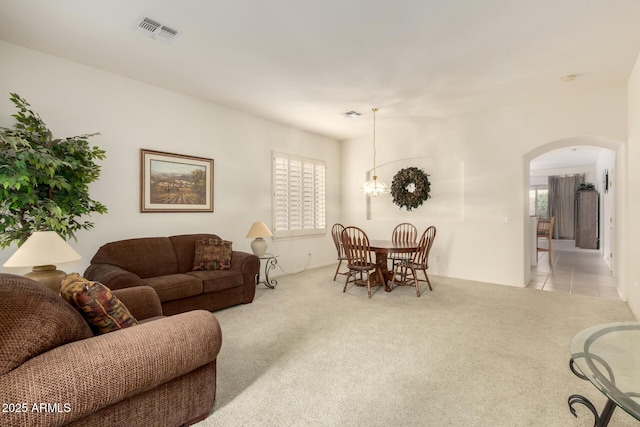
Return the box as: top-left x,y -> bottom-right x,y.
0,273 -> 221,427
84,233 -> 260,316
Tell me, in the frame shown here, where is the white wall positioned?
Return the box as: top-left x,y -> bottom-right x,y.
596,150 -> 616,271
625,52 -> 640,317
0,41 -> 341,276
342,88 -> 627,287
1,39 -> 636,307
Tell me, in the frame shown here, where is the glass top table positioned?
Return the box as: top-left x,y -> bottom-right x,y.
568,322 -> 640,426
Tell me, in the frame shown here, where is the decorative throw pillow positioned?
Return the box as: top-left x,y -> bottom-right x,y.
60,273 -> 138,334
193,237 -> 233,271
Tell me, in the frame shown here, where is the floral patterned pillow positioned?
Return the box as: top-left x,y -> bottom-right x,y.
193,238 -> 232,271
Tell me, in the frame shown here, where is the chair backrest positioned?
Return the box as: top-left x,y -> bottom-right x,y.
341,226 -> 373,266
537,216 -> 555,239
413,226 -> 437,267
331,223 -> 346,257
392,223 -> 418,243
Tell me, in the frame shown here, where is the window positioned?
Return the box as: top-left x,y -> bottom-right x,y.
529,185 -> 548,217
272,152 -> 326,237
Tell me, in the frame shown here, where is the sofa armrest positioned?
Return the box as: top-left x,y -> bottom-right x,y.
112,286 -> 163,320
231,251 -> 260,276
83,263 -> 142,290
0,310 -> 221,427
231,251 -> 260,302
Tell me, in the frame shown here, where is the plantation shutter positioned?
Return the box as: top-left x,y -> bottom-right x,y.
302,162 -> 314,230
314,163 -> 326,229
289,158 -> 303,232
272,152 -> 326,237
273,156 -> 290,232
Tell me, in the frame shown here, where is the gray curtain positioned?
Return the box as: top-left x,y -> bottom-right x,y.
548,174 -> 585,240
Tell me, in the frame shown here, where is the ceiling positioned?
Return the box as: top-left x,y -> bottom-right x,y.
1,1 -> 640,142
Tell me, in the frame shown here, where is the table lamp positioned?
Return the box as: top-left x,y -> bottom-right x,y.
246,221 -> 273,256
3,231 -> 82,293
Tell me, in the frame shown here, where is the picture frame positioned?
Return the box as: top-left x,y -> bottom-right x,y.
140,149 -> 214,212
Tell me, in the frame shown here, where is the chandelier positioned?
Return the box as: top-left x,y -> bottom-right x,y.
361,108 -> 390,197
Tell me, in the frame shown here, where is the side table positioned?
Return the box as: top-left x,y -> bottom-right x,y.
568,322 -> 640,426
256,253 -> 279,289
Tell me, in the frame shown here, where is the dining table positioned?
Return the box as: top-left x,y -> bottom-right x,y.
568,322 -> 640,426
368,240 -> 419,288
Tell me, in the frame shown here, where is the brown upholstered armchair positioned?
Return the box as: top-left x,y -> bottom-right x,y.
0,273 -> 221,427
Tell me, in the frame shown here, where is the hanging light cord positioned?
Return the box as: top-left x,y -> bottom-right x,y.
372,107 -> 378,179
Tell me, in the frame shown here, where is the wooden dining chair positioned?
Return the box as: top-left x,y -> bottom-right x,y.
390,223 -> 418,269
536,216 -> 555,265
341,226 -> 384,299
391,226 -> 436,297
331,223 -> 349,281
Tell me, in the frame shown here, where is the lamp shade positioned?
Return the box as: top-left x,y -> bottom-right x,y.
246,222 -> 273,239
3,231 -> 82,268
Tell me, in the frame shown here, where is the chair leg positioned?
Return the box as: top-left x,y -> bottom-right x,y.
407,267 -> 418,296
402,264 -> 411,284
422,270 -> 433,291
333,259 -> 342,281
393,264 -> 409,286
548,238 -> 553,265
343,271 -> 352,293
404,266 -> 415,287
395,265 -> 402,284
366,272 -> 372,299
390,265 -> 402,288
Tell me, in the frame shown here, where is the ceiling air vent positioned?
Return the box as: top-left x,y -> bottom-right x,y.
134,15 -> 180,43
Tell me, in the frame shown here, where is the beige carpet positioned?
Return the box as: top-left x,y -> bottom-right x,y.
195,265 -> 637,427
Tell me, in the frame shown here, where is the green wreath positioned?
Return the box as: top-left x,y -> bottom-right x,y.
391,167 -> 431,211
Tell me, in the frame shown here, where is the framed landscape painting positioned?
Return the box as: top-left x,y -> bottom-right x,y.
140,149 -> 214,212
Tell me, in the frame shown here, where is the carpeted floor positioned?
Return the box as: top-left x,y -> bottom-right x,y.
195,265 -> 637,427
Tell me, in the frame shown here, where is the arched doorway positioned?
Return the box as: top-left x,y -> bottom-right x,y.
523,136 -> 622,293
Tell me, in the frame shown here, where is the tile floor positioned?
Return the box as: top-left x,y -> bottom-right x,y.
527,239 -> 621,300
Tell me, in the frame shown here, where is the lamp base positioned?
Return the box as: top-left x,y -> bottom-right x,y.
251,237 -> 268,257
25,265 -> 66,294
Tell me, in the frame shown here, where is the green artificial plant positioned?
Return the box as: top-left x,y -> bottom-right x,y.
576,182 -> 596,192
0,93 -> 107,248
575,182 -> 596,197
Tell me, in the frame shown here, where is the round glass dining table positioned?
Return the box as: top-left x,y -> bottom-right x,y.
568,322 -> 640,426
